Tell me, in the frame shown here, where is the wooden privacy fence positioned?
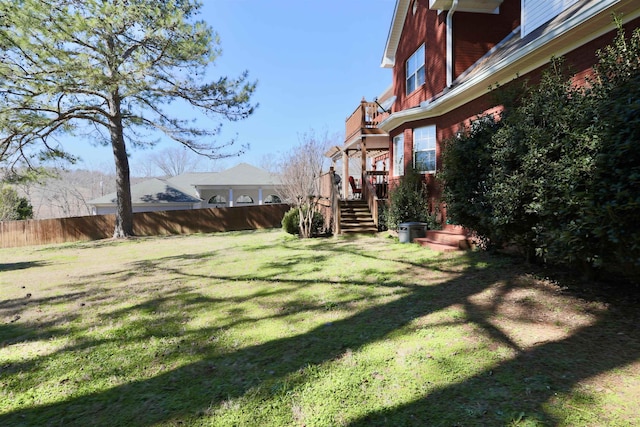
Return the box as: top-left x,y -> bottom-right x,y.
0,204 -> 290,248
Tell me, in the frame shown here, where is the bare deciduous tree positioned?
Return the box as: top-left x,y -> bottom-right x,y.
15,168 -> 117,219
136,147 -> 225,177
278,130 -> 334,238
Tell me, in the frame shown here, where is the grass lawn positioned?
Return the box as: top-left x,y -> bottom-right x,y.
1,229 -> 639,426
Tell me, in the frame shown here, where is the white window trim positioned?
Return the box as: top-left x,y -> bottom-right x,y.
413,125 -> 437,174
393,134 -> 404,177
406,44 -> 425,95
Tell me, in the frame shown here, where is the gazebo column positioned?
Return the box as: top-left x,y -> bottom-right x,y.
228,188 -> 234,207
258,188 -> 263,205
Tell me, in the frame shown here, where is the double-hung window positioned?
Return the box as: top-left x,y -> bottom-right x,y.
406,44 -> 425,95
393,134 -> 404,177
413,125 -> 436,173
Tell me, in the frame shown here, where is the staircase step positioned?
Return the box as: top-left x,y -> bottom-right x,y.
341,208 -> 370,213
442,224 -> 467,234
341,218 -> 376,225
341,207 -> 370,212
341,227 -> 378,234
425,230 -> 468,245
341,217 -> 373,223
414,238 -> 461,252
338,201 -> 377,234
414,227 -> 471,252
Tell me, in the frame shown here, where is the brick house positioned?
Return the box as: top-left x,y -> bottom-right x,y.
331,0 -> 639,228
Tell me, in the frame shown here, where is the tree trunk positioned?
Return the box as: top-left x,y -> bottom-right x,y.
298,206 -> 309,239
109,93 -> 134,238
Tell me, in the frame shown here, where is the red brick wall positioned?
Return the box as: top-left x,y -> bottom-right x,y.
565,18 -> 640,85
392,0 -> 522,113
454,0 -> 521,78
387,16 -> 640,221
393,1 -> 446,111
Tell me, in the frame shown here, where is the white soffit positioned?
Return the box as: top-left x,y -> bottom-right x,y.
429,0 -> 503,14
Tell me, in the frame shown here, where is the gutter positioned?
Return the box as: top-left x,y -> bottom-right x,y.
446,0 -> 459,87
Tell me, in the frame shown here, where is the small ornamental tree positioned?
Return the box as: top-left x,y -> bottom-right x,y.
278,130 -> 331,238
386,166 -> 431,231
0,0 -> 256,237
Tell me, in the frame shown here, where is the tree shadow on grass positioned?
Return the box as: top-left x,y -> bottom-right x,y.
349,308 -> 640,426
0,239 -> 638,426
0,260 -> 48,272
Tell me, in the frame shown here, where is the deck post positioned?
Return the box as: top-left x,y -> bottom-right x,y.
342,150 -> 349,199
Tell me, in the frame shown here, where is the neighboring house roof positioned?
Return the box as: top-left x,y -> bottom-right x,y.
379,0 -> 640,132
89,178 -> 201,206
170,163 -> 282,189
88,163 -> 282,207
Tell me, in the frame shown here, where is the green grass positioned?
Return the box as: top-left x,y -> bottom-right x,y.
1,230 -> 638,426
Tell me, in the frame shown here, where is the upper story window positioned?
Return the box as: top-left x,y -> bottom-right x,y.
413,125 -> 436,173
393,134 -> 405,177
406,44 -> 425,95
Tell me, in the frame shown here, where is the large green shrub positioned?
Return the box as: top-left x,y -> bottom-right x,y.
587,21 -> 640,272
440,19 -> 640,277
443,59 -> 604,264
441,115 -> 500,248
442,21 -> 640,276
490,60 -> 600,262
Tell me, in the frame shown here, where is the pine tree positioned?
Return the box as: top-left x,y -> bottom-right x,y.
0,0 -> 256,237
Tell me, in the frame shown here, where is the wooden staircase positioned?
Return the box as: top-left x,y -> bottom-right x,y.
339,200 -> 378,234
414,225 -> 472,252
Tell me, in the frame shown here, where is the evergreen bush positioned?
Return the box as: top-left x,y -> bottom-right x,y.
441,20 -> 640,278
281,207 -> 324,236
386,167 -> 432,231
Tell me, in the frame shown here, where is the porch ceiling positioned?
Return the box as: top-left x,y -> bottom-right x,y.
329,134 -> 389,161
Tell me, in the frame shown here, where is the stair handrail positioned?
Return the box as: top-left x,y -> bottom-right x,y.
330,169 -> 341,235
362,178 -> 378,229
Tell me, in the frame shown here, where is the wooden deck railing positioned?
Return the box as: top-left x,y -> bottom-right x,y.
345,100 -> 390,141
320,169 -> 387,235
362,170 -> 389,230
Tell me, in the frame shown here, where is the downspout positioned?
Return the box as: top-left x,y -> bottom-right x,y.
446,0 -> 459,87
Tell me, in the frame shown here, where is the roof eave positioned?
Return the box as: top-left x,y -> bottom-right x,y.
379,0 -> 639,132
381,0 -> 411,68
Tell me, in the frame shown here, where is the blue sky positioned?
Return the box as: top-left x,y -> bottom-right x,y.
73,0 -> 396,175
